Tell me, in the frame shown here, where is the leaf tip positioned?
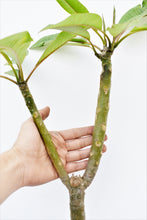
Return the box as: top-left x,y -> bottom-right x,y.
113,5 -> 116,25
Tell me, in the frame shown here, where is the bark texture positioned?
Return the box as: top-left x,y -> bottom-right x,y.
83,51 -> 112,189
69,175 -> 85,220
19,82 -> 70,189
18,49 -> 113,219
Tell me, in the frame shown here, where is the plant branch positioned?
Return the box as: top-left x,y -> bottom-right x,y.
114,31 -> 138,48
18,82 -> 70,189
93,29 -> 105,45
87,41 -> 102,52
82,51 -> 112,189
68,41 -> 102,52
99,29 -> 112,47
26,65 -> 38,82
69,186 -> 85,220
0,52 -> 19,81
93,28 -> 112,48
26,40 -> 102,83
88,40 -> 102,59
0,75 -> 17,84
92,44 -> 102,52
102,16 -> 107,46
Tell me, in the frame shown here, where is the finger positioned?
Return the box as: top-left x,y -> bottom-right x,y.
67,148 -> 90,162
27,106 -> 50,123
66,134 -> 107,151
66,136 -> 92,151
59,126 -> 94,141
105,134 -> 108,141
66,160 -> 88,173
67,143 -> 107,162
39,106 -> 50,120
102,144 -> 107,153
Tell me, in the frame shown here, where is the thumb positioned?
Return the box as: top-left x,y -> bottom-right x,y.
39,106 -> 50,120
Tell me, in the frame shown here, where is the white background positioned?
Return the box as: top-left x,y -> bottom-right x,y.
0,0 -> 146,219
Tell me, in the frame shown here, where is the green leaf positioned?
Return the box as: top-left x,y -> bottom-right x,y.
70,38 -> 88,44
41,13 -> 102,38
56,0 -> 89,14
0,50 -> 19,81
0,46 -> 23,81
131,24 -> 147,32
0,51 -> 15,68
119,5 -> 145,24
43,26 -> 89,39
102,16 -> 106,32
67,37 -> 90,47
31,34 -> 88,50
0,31 -> 33,63
108,3 -> 147,37
142,0 -> 147,8
5,69 -> 19,77
37,31 -> 76,65
0,46 -> 20,66
113,6 -> 116,25
30,34 -> 59,49
107,23 -> 127,37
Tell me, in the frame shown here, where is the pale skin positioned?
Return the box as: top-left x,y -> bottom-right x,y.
0,107 -> 107,204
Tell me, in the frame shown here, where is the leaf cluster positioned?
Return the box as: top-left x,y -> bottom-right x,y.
0,0 -> 146,83
0,31 -> 32,82
31,0 -> 147,69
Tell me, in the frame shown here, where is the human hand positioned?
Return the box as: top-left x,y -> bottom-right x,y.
12,107 -> 107,187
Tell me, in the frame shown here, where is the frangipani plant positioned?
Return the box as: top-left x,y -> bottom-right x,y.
0,0 -> 146,219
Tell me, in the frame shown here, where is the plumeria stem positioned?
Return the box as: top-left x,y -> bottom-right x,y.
70,187 -> 85,220
18,81 -> 70,189
83,49 -> 112,189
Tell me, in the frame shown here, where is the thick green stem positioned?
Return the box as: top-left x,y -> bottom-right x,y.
83,51 -> 112,189
69,175 -> 85,220
18,82 -> 70,189
70,188 -> 85,220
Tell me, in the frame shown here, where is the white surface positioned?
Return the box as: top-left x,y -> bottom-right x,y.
0,0 -> 146,219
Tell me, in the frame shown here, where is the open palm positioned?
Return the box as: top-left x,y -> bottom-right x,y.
13,107 -> 107,187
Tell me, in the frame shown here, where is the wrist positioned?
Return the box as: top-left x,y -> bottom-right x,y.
0,148 -> 24,204
11,145 -> 30,187
7,148 -> 25,189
